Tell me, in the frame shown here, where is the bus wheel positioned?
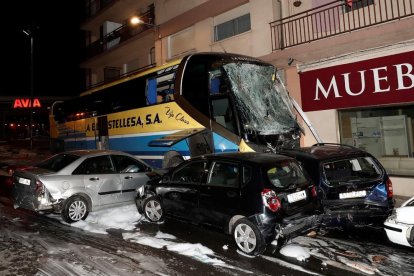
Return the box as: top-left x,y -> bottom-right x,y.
163,151 -> 184,168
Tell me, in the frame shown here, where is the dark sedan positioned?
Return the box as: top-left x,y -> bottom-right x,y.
136,152 -> 318,256
280,143 -> 394,228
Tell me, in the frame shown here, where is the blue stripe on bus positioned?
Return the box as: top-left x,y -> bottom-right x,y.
212,133 -> 239,152
63,132 -> 239,168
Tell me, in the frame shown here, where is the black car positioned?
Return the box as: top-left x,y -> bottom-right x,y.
136,152 -> 318,256
280,143 -> 394,227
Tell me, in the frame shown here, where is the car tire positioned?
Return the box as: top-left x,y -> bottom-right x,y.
143,196 -> 165,223
233,218 -> 266,256
61,196 -> 89,223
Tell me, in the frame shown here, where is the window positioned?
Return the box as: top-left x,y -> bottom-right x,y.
242,165 -> 252,187
73,155 -> 115,175
172,161 -> 207,184
266,161 -> 308,188
111,155 -> 147,173
207,162 -> 239,187
104,67 -> 120,82
339,105 -> 414,176
343,0 -> 374,12
38,153 -> 80,172
146,65 -> 178,105
211,97 -> 236,132
214,13 -> 251,41
168,27 -> 195,59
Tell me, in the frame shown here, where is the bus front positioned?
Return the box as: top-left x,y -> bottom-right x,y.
178,53 -> 302,154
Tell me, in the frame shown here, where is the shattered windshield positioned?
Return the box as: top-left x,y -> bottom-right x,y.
223,63 -> 298,135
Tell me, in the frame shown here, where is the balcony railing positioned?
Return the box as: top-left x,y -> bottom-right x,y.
83,8 -> 155,61
82,0 -> 116,21
270,0 -> 414,51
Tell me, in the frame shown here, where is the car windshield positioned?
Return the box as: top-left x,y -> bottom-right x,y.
223,63 -> 298,135
322,156 -> 382,186
266,161 -> 308,188
37,153 -> 80,172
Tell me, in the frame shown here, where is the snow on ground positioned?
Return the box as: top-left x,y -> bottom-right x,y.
48,204 -> 252,274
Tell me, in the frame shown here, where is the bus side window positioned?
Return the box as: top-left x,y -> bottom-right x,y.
211,97 -> 235,132
146,78 -> 157,105
210,77 -> 220,94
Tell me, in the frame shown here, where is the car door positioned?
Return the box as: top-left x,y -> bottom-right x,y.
161,160 -> 207,220
198,160 -> 241,228
111,154 -> 150,202
74,155 -> 122,206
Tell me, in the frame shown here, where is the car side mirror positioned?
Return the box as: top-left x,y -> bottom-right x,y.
162,175 -> 170,182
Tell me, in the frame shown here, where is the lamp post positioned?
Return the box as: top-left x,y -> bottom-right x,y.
23,28 -> 34,150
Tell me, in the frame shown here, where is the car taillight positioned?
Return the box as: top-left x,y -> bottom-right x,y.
261,189 -> 281,213
311,185 -> 317,198
386,177 -> 393,198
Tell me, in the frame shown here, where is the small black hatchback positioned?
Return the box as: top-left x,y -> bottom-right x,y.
136,152 -> 318,256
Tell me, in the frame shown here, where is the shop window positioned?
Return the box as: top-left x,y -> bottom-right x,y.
214,13 -> 251,42
339,106 -> 414,176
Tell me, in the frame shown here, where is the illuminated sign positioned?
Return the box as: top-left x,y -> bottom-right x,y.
299,51 -> 414,111
13,98 -> 42,108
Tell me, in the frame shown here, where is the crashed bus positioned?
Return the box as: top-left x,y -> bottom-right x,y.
50,52 -> 304,168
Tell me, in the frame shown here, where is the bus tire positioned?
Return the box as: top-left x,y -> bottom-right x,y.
163,151 -> 184,168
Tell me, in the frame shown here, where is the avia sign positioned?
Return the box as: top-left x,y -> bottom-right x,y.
299,51 -> 414,112
13,98 -> 42,108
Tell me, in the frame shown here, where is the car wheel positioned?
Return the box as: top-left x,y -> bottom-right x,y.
143,196 -> 164,223
233,218 -> 265,256
62,196 -> 89,223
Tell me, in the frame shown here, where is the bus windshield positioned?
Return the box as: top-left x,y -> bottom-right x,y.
223,63 -> 297,135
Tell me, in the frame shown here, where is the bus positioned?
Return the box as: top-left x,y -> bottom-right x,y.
50,52 -> 303,168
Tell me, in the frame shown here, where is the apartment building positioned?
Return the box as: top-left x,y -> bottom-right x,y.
80,0 -> 414,196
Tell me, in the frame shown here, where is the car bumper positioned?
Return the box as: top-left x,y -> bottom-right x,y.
321,198 -> 393,226
384,218 -> 413,248
12,186 -> 57,212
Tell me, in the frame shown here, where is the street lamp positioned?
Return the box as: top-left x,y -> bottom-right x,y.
129,16 -> 157,27
23,28 -> 34,150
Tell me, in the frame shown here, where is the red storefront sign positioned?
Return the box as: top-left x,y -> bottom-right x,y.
299,51 -> 414,112
13,98 -> 42,108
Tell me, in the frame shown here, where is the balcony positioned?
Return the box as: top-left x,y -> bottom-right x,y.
270,0 -> 414,51
83,8 -> 156,61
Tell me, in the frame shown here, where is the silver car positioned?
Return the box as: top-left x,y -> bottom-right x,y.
12,150 -> 151,223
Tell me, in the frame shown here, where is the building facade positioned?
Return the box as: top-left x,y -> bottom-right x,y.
79,0 -> 414,196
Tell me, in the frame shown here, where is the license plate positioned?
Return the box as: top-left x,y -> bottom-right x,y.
287,190 -> 307,203
339,190 -> 366,199
18,177 -> 31,185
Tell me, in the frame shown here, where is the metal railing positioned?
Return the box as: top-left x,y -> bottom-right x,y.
83,7 -> 155,61
270,0 -> 414,51
86,63 -> 156,90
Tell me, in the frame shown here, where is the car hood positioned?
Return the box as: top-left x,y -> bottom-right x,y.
394,196 -> 414,224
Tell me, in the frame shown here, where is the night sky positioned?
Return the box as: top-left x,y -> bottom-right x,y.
2,1 -> 82,97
